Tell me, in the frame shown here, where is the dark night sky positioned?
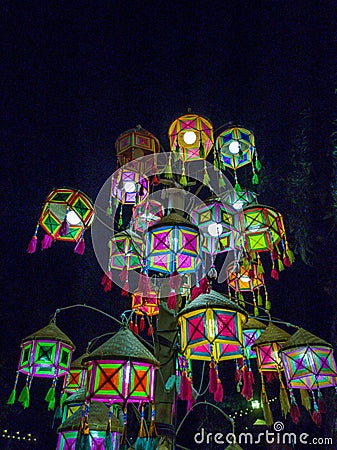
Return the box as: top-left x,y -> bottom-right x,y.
1,1 -> 336,448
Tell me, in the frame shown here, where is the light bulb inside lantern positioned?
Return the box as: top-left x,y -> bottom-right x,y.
233,200 -> 244,210
207,222 -> 223,237
229,140 -> 241,154
124,181 -> 136,193
67,210 -> 82,225
240,274 -> 251,283
183,130 -> 197,145
251,400 -> 261,409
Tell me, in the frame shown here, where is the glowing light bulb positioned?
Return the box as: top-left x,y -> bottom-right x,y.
183,130 -> 197,145
207,222 -> 223,237
124,181 -> 136,193
240,275 -> 251,283
67,210 -> 82,225
233,200 -> 244,210
229,140 -> 240,154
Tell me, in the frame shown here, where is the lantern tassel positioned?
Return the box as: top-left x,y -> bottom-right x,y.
241,366 -> 253,401
146,406 -> 158,450
121,280 -> 129,296
180,371 -> 189,400
312,410 -> 322,427
120,265 -> 128,282
18,384 -> 30,409
199,276 -> 210,294
41,233 -> 53,250
317,391 -> 327,413
27,235 -> 37,254
134,405 -> 147,450
104,423 -> 114,450
261,388 -> 273,427
300,389 -> 311,412
290,395 -> 301,425
279,383 -> 290,418
139,316 -> 145,332
7,388 -> 16,405
102,271 -> 112,292
59,218 -> 70,236
214,379 -> 224,402
74,235 -> 85,255
60,390 -> 68,407
167,290 -> 177,310
209,361 -> 218,394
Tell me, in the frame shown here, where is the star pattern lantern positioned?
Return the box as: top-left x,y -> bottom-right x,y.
177,290 -> 248,362
110,169 -> 149,205
242,318 -> 267,360
216,126 -> 261,190
57,401 -> 122,450
132,198 -> 164,233
131,287 -> 160,335
280,328 -> 337,390
109,230 -> 144,271
63,353 -> 88,394
168,113 -> 214,162
8,320 -> 75,410
191,197 -> 240,271
82,327 -> 159,404
27,188 -> 94,254
222,188 -> 258,210
145,212 -> 202,275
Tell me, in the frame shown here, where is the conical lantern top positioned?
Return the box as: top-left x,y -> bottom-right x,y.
62,387 -> 85,407
22,320 -> 75,350
243,317 -> 267,331
148,210 -> 199,232
281,328 -> 333,351
252,323 -> 291,348
82,327 -> 159,366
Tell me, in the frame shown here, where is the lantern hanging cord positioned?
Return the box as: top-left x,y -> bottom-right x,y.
243,297 -> 301,329
52,304 -> 122,326
86,332 -> 115,353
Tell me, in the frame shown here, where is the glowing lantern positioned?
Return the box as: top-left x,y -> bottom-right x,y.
8,320 -> 75,410
145,212 -> 202,275
222,188 -> 258,210
63,353 -> 88,394
115,126 -> 160,170
177,290 -> 248,362
61,387 -> 85,421
57,401 -> 122,450
216,126 -> 261,189
132,198 -> 164,232
27,188 -> 94,254
280,328 -> 337,390
252,323 -> 290,372
83,327 -> 159,404
242,318 -> 266,360
110,169 -> 149,205
168,113 -> 214,162
131,287 -> 160,335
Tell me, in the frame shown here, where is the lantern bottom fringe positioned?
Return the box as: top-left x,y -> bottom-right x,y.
261,390 -> 273,427
135,436 -> 147,450
18,385 -> 30,409
311,410 -> 322,427
74,237 -> 85,255
7,388 -> 16,405
290,403 -> 301,424
279,386 -> 290,418
209,362 -> 218,394
104,431 -> 114,450
300,389 -> 311,412
27,235 -> 37,253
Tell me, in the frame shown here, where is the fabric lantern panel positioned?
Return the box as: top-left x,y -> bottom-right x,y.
132,289 -> 160,317
280,328 -> 337,390
227,260 -> 265,292
111,170 -> 149,205
109,230 -> 144,270
242,318 -> 267,359
168,113 -> 214,161
241,205 -> 286,252
132,199 -> 164,232
63,354 -> 88,394
217,127 -> 255,169
222,189 -> 258,210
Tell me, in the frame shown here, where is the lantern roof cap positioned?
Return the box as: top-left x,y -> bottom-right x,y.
252,323 -> 291,348
70,352 -> 89,369
58,401 -> 123,432
177,289 -> 248,320
82,327 -> 159,366
243,317 -> 267,331
22,320 -> 75,349
281,328 -> 333,351
148,211 -> 199,232
63,387 -> 85,406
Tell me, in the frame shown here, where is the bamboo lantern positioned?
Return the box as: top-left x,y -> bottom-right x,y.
27,188 -> 94,254
242,318 -> 267,360
252,323 -> 291,372
57,401 -> 122,450
83,327 -> 159,404
132,198 -> 164,232
168,113 -> 214,162
177,290 -> 248,362
280,328 -> 337,390
63,353 -> 88,394
8,320 -> 75,409
145,212 -> 202,275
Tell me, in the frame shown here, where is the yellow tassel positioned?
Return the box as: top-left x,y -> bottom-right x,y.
279,383 -> 290,418
261,388 -> 274,427
300,389 -> 311,412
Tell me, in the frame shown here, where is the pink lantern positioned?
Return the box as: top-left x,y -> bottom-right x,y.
110,169 -> 149,205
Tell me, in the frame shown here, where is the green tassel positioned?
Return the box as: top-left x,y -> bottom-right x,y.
280,385 -> 290,418
199,143 -> 205,159
113,197 -> 119,207
300,389 -> 311,412
60,391 -> 68,407
257,292 -> 263,306
254,305 -> 259,316
175,374 -> 181,395
265,298 -> 271,311
257,262 -> 264,275
106,206 -> 112,216
214,155 -> 219,170
234,182 -> 242,193
165,374 -> 176,392
135,437 -> 147,450
219,177 -> 226,188
104,431 -> 114,450
7,388 -> 16,405
255,158 -> 262,171
203,170 -> 210,186
45,386 -> 55,403
238,292 -> 245,307
287,249 -> 295,264
180,174 -> 187,187
18,385 -> 30,409
146,437 -> 158,450
278,258 -> 284,272
242,258 -> 250,270
48,396 -> 56,411
83,434 -> 91,450
54,405 -> 63,420
252,173 -> 259,185
118,215 -> 123,227
163,158 -> 173,179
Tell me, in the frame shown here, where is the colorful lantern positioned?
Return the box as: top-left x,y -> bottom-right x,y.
222,188 -> 258,210
83,327 -> 159,404
191,197 -> 240,265
61,387 -> 85,421
132,198 -> 164,232
63,353 -> 88,394
57,401 -> 122,450
145,212 -> 202,275
168,113 -> 214,162
177,290 -> 248,362
110,169 -> 149,205
27,188 -> 94,254
280,328 -> 337,390
242,318 -> 266,360
216,126 -> 261,189
131,287 -> 160,335
8,319 -> 75,410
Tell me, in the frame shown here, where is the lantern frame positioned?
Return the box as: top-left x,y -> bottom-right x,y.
132,198 -> 164,233
108,230 -> 144,271
217,126 -> 256,171
252,323 -> 290,372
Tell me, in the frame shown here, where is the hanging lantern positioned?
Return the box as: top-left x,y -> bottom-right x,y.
131,287 -> 160,335
252,323 -> 291,372
168,113 -> 214,162
57,401 -> 122,450
27,188 -> 94,254
132,198 -> 164,232
216,126 -> 261,189
145,212 -> 202,275
177,290 -> 248,362
242,318 -> 267,360
61,387 -> 86,421
63,353 -> 88,394
280,328 -> 337,390
115,126 -> 160,170
109,230 -> 144,271
110,169 -> 149,205
191,197 -> 240,261
222,188 -> 258,210
180,273 -> 192,297
82,327 -> 159,404
8,319 -> 75,410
